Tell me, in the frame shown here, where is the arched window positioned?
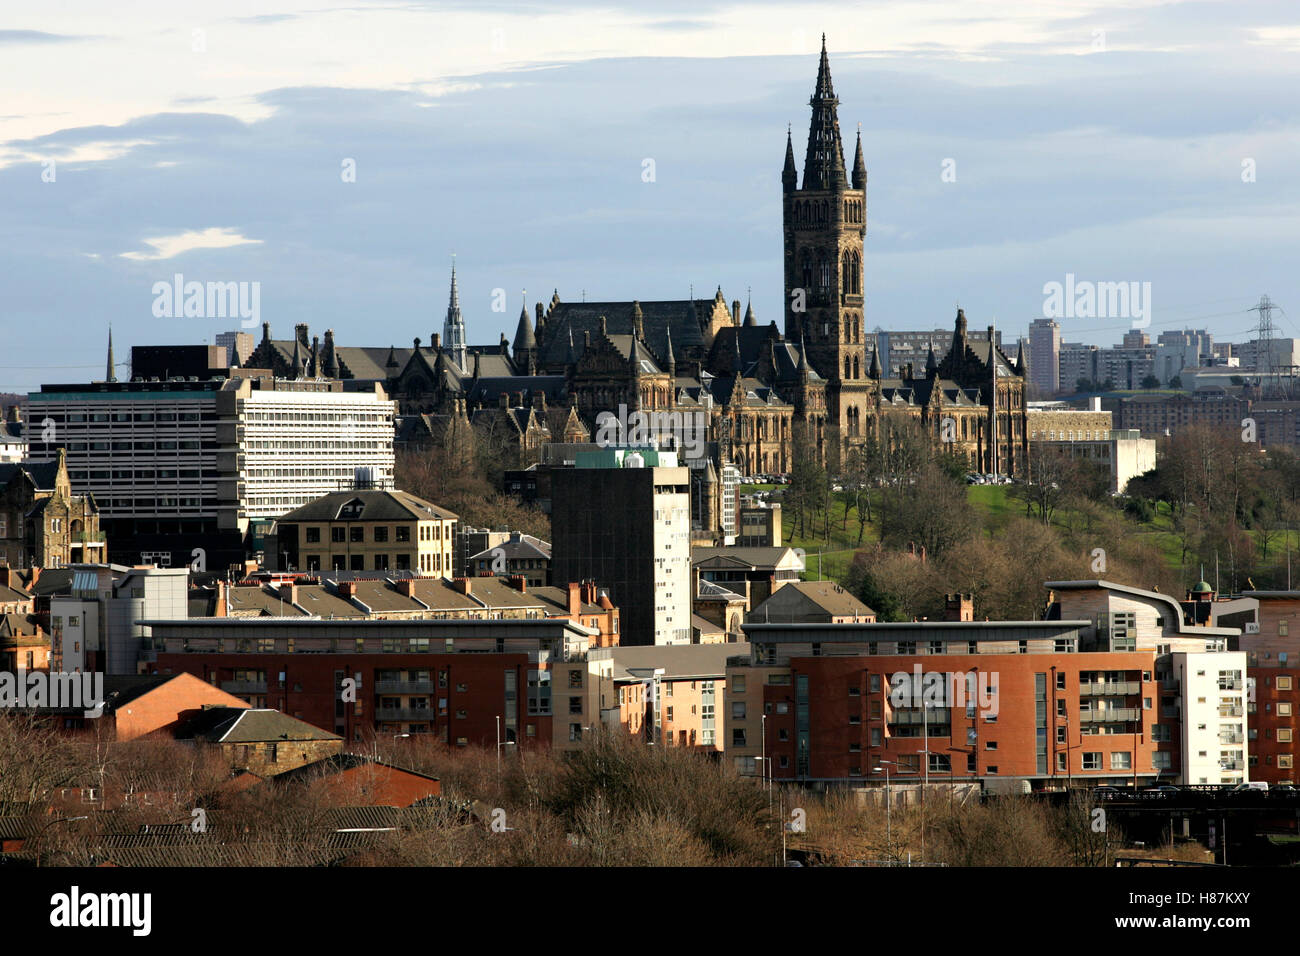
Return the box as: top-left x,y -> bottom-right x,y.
853,356 -> 860,379
844,357 -> 851,379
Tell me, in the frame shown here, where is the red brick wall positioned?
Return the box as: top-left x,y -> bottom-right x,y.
113,673 -> 252,742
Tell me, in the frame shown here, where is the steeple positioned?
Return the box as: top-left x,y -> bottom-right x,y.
1015,338 -> 1027,376
732,324 -> 744,376
951,307 -> 969,360
926,336 -> 938,377
798,329 -> 812,375
869,343 -> 882,379
665,324 -> 676,380
782,124 -> 798,192
290,338 -> 305,378
852,125 -> 867,190
106,326 -> 116,383
743,293 -> 756,326
803,34 -> 847,191
442,258 -> 468,374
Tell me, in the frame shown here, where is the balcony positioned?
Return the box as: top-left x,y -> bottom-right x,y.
374,680 -> 434,694
1218,706 -> 1244,718
375,707 -> 434,722
1079,708 -> 1139,723
221,679 -> 267,694
71,531 -> 106,544
1079,681 -> 1140,696
1218,734 -> 1244,745
1217,681 -> 1243,691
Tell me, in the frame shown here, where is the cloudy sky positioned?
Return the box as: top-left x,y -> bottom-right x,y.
2,0 -> 1298,393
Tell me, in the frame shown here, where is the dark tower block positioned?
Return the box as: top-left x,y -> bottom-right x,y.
782,36 -> 870,469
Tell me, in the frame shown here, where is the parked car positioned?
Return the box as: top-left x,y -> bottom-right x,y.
1231,781 -> 1269,792
1140,785 -> 1180,799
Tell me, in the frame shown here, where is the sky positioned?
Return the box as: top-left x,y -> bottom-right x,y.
2,0 -> 1299,394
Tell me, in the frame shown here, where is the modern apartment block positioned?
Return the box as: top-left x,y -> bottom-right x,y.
1238,590 -> 1300,784
1028,318 -> 1061,395
140,617 -> 595,746
26,377 -> 395,568
51,564 -> 190,675
274,489 -> 457,575
550,447 -> 691,646
1113,388 -> 1252,439
727,580 -> 1243,787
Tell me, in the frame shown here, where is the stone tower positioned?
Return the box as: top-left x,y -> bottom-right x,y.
782,36 -> 870,467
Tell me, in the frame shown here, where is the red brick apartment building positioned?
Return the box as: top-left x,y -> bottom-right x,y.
141,617 -> 595,749
731,580 -> 1246,788
1239,590 -> 1300,784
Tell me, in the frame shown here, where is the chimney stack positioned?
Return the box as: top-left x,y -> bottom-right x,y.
453,577 -> 471,595
337,580 -> 357,600
567,581 -> 581,615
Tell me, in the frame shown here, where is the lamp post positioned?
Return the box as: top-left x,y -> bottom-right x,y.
874,759 -> 896,859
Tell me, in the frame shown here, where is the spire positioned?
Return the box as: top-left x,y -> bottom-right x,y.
106,326 -> 116,383
1015,337 -> 1027,376
951,307 -> 968,361
732,325 -> 744,376
782,124 -> 798,192
852,125 -> 867,190
803,34 -> 847,190
926,336 -> 938,377
665,324 -> 676,380
290,338 -> 305,378
443,257 -> 468,374
513,296 -> 536,355
797,328 -> 812,374
743,292 -> 756,326
385,345 -> 398,369
631,300 -> 645,341
869,343 -> 882,379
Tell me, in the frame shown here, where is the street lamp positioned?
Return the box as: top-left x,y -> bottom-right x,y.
874,759 -> 896,859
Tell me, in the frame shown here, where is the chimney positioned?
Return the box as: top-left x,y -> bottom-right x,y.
567,581 -> 581,615
396,579 -> 416,597
337,580 -> 357,600
945,592 -> 974,622
453,577 -> 471,595
5,405 -> 19,423
279,582 -> 297,606
582,580 -> 598,605
215,579 -> 228,617
431,333 -> 441,352
499,393 -> 509,409
507,574 -> 526,593
0,567 -> 9,587
732,300 -> 740,325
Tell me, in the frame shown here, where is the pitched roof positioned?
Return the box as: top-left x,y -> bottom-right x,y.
594,642 -> 751,682
175,707 -> 341,743
539,299 -> 709,369
278,490 -> 457,523
746,581 -> 876,623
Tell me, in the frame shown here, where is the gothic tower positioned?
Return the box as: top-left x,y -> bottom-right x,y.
782,36 -> 869,467
442,259 -> 468,374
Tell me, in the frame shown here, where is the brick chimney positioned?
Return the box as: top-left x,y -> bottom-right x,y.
215,579 -> 228,617
453,577 -> 471,595
582,580 -> 597,605
396,579 -> 416,597
945,592 -> 974,622
567,581 -> 581,615
506,574 -> 526,593
337,580 -> 357,600
279,582 -> 297,606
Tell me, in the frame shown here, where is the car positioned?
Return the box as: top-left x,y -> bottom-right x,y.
1231,781 -> 1269,792
1092,785 -> 1123,800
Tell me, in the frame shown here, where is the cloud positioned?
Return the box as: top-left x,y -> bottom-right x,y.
0,30 -> 90,45
118,227 -> 263,261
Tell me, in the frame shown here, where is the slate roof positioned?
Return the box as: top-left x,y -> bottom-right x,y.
278,490 -> 457,523
539,299 -> 710,369
175,707 -> 341,743
746,581 -> 876,623
0,461 -> 59,492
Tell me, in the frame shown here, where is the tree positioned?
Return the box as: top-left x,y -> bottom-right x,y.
1140,374 -> 1161,390
1169,375 -> 1183,389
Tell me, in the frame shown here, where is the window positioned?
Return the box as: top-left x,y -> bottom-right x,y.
1281,703 -> 1293,717
374,526 -> 388,542
1281,755 -> 1294,769
1057,753 -> 1067,771
1082,752 -> 1102,771
1279,729 -> 1293,743
1280,676 -> 1293,691
731,676 -> 746,694
331,527 -> 346,543
305,527 -> 320,543
732,729 -> 746,747
1110,751 -> 1132,770
1056,673 -> 1066,690
396,526 -> 410,542
350,527 -> 364,542
732,702 -> 746,719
